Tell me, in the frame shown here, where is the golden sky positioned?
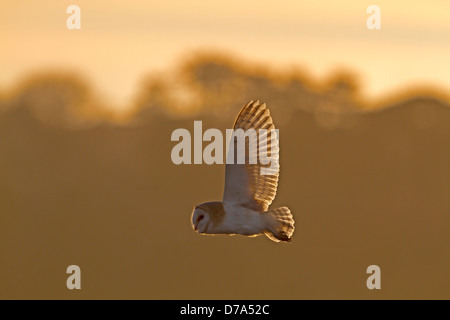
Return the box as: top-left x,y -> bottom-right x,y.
1,0 -> 450,110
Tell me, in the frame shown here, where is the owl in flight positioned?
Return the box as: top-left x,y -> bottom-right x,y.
191,100 -> 295,242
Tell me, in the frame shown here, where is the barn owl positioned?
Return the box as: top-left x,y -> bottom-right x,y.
191,100 -> 295,242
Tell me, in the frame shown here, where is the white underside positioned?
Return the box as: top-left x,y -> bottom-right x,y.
206,201 -> 268,236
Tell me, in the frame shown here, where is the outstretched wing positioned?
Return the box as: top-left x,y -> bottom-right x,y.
223,100 -> 280,212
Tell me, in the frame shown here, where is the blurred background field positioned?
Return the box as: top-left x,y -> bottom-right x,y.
0,0 -> 449,299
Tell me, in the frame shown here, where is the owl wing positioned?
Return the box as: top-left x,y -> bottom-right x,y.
223,100 -> 280,212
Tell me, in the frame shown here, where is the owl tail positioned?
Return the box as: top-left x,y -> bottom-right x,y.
264,207 -> 295,242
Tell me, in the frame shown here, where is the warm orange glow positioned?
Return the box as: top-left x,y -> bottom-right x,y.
1,0 -> 450,111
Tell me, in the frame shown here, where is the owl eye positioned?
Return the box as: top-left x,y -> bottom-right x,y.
197,215 -> 204,223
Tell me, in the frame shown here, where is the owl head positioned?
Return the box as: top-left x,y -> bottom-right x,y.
191,206 -> 210,234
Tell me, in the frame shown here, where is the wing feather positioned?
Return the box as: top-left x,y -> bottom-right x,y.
223,100 -> 280,212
